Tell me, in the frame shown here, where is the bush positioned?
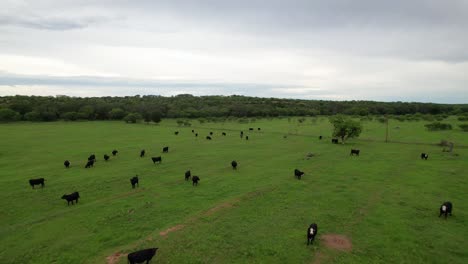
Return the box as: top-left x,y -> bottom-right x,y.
458,116 -> 468,121
109,108 -> 126,120
61,112 -> 79,121
459,124 -> 468,132
123,113 -> 142,123
24,111 -> 41,121
425,122 -> 452,131
0,108 -> 21,122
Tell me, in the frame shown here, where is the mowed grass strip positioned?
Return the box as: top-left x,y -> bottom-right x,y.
0,119 -> 466,264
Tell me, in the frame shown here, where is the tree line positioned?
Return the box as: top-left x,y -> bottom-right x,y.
0,94 -> 467,122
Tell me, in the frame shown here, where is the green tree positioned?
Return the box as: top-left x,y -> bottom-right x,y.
123,113 -> 142,123
0,108 -> 21,122
109,108 -> 126,120
458,124 -> 468,132
24,111 -> 41,121
329,115 -> 363,143
151,112 -> 162,123
61,112 -> 79,121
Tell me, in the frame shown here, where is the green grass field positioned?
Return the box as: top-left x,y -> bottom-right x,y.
0,118 -> 467,264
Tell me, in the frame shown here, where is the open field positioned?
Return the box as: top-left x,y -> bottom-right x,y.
0,117 -> 467,264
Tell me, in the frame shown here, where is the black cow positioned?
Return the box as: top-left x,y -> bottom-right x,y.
439,201 -> 453,219
258,128 -> 261,131
88,154 -> 96,161
249,128 -> 254,131
231,160 -> 238,170
130,176 -> 139,188
195,133 -> 198,137
85,159 -> 95,168
127,248 -> 158,264
421,153 -> 428,160
61,192 -> 80,205
294,169 -> 304,180
350,149 -> 360,156
307,223 -> 318,245
319,136 -> 322,140
332,138 -> 339,144
29,178 -> 45,189
192,129 -> 195,133
246,136 -> 249,140
162,147 -> 169,153
151,156 -> 162,164
192,176 -> 200,186
206,136 -> 212,140
175,131 -> 179,135
140,150 -> 145,158
112,150 -> 118,156
64,160 -> 70,168
185,170 -> 191,181
222,132 -> 226,136
104,154 -> 110,161
210,132 -> 213,135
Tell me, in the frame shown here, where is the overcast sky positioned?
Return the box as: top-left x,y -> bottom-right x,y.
1,0 -> 467,103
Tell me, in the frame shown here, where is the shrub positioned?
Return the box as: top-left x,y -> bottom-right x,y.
61,112 -> 79,121
425,122 -> 452,131
459,124 -> 468,132
123,113 -> 142,123
24,111 -> 41,121
0,108 -> 21,122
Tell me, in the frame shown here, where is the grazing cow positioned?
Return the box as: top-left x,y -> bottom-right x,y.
283,135 -> 287,139
258,128 -> 261,131
64,160 -> 70,168
206,136 -> 212,140
127,248 -> 158,264
294,169 -> 304,180
85,159 -> 95,168
192,176 -> 200,186
192,129 -> 195,133
112,150 -> 118,156
210,132 -> 213,135
162,146 -> 169,153
249,128 -> 254,131
421,153 -> 428,160
130,176 -> 139,188
439,201 -> 453,219
231,160 -> 238,170
319,136 -> 322,140
307,223 -> 318,245
151,156 -> 162,164
185,170 -> 191,181
61,192 -> 80,205
222,132 -> 226,136
88,154 -> 96,161
195,133 -> 198,137
246,136 -> 249,140
350,149 -> 360,156
104,154 -> 110,161
29,178 -> 45,189
140,150 -> 145,158
175,131 -> 179,135
332,138 -> 339,144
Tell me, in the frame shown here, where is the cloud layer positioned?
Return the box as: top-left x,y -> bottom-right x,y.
0,0 -> 467,103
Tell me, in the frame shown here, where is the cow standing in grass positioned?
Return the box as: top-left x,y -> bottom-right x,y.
88,154 -> 96,161
29,178 -> 45,189
64,160 -> 70,168
206,136 -> 212,140
61,192 -> 80,205
175,131 -> 179,135
192,176 -> 200,186
151,156 -> 162,164
130,176 -> 139,188
307,223 -> 318,245
163,147 -> 169,153
222,132 -> 226,136
127,248 -> 158,264
185,170 -> 191,181
294,169 -> 304,180
350,149 -> 360,156
439,201 -> 453,219
421,153 -> 428,160
140,150 -> 145,158
231,160 -> 238,170
85,159 -> 95,168
104,154 -> 110,161
112,150 -> 118,156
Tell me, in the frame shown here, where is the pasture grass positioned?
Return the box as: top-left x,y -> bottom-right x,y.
0,117 -> 467,264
